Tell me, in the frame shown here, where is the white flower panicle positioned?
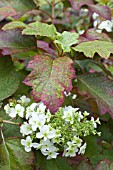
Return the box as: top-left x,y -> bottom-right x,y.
4,96 -> 101,160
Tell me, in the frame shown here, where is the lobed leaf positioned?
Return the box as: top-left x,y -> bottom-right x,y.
78,73 -> 113,117
22,21 -> 57,40
54,31 -> 79,52
73,40 -> 113,59
24,55 -> 75,112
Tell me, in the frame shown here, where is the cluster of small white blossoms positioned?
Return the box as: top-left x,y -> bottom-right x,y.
4,95 -> 101,160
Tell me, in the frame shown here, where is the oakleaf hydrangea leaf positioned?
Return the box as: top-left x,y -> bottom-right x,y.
22,21 -> 57,40
0,56 -> 20,101
0,29 -> 37,56
0,138 -> 35,170
24,55 -> 75,112
2,21 -> 27,31
78,73 -> 113,117
0,0 -> 36,16
73,40 -> 113,59
54,31 -> 79,52
68,0 -> 111,20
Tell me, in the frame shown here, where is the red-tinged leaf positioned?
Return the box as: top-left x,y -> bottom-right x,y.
24,55 -> 75,112
0,6 -> 17,21
0,0 -> 36,17
0,30 -> 37,56
77,29 -> 112,44
68,0 -> 94,10
68,0 -> 111,20
78,73 -> 113,117
82,29 -> 112,42
37,40 -> 56,56
89,4 -> 111,20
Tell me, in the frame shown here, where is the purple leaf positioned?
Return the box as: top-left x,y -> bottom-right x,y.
68,0 -> 111,20
89,4 -> 111,20
37,40 -> 56,56
68,0 -> 94,10
0,30 -> 37,56
78,73 -> 113,117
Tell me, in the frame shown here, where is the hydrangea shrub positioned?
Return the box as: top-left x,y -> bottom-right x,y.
1,0 -> 113,169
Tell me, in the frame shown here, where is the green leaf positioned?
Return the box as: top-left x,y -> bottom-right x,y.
84,135 -> 102,158
0,56 -> 20,101
77,73 -> 113,117
54,31 -> 79,52
36,151 -> 73,170
0,137 -> 35,170
73,40 -> 113,59
0,131 -> 10,170
91,150 -> 113,165
2,21 -> 27,31
22,21 -> 57,40
24,55 -> 75,112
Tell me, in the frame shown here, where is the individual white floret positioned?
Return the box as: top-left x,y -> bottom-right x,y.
36,125 -> 56,141
29,114 -> 46,131
37,102 -> 46,114
74,111 -> 83,121
40,139 -> 54,152
95,118 -> 101,125
18,95 -> 31,106
63,146 -> 78,157
4,104 -> 16,118
91,117 -> 97,128
62,106 -> 79,124
72,136 -> 82,147
20,122 -> 32,136
21,136 -> 33,152
4,104 -> 11,114
15,104 -> 25,118
78,143 -> 87,155
26,103 -> 38,119
41,145 -> 59,159
83,111 -> 90,117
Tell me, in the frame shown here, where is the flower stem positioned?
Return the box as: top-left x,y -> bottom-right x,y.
3,120 -> 20,126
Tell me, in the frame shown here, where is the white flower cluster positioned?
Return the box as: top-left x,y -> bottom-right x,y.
4,96 -> 101,160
